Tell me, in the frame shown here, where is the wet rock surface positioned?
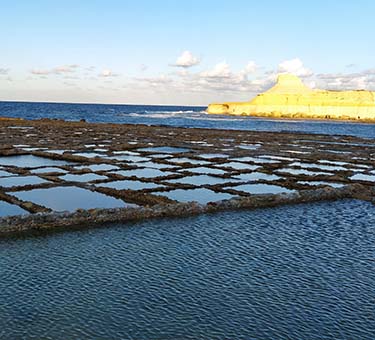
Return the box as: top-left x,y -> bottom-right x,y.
0,118 -> 374,235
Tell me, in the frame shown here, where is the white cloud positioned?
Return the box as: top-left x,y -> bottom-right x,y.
306,80 -> 316,88
99,69 -> 119,77
54,64 -> 79,73
200,62 -> 231,78
172,51 -> 200,68
278,58 -> 312,77
20,58 -> 375,105
0,68 -> 9,75
134,74 -> 173,86
251,73 -> 277,89
132,60 -> 269,98
31,64 -> 80,75
64,75 -> 80,80
243,61 -> 257,74
315,71 -> 375,90
31,69 -> 52,75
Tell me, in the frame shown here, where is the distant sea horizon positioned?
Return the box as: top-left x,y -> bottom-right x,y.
1,100 -> 374,139
0,99 -> 207,108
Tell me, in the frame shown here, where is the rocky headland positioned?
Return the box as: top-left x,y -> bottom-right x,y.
207,74 -> 375,122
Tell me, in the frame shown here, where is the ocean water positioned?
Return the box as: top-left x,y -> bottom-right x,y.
1,101 -> 375,339
1,101 -> 375,139
1,200 -> 375,339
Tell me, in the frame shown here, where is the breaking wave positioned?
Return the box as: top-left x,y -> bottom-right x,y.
121,110 -> 207,118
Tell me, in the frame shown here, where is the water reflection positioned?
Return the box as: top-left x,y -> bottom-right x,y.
11,186 -> 132,212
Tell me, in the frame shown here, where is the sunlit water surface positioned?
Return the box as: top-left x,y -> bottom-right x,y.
1,101 -> 375,138
1,199 -> 375,339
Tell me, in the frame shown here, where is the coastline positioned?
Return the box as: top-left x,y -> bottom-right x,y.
207,111 -> 375,124
207,74 -> 375,123
0,118 -> 374,236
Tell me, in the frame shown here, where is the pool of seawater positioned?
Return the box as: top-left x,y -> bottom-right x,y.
168,157 -> 210,165
59,173 -> 108,183
112,168 -> 175,179
351,173 -> 375,182
0,200 -> 374,339
167,174 -> 239,186
0,155 -> 71,168
156,187 -> 235,204
137,146 -> 190,154
217,162 -> 260,171
97,179 -> 164,191
228,183 -> 294,194
0,169 -> 14,177
0,200 -> 28,217
31,167 -> 68,174
180,166 -> 227,175
74,164 -> 120,172
234,171 -> 281,182
0,175 -> 49,187
11,186 -> 131,212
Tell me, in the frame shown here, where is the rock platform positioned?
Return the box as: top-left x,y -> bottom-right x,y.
0,118 -> 374,236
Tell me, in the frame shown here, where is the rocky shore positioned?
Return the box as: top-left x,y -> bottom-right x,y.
0,117 -> 374,236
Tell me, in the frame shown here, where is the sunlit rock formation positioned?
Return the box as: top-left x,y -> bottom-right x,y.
207,74 -> 375,121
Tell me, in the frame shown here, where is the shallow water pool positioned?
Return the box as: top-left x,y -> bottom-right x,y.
0,200 -> 28,217
0,175 -> 48,188
156,187 -> 235,204
0,155 -> 71,168
11,186 -> 132,212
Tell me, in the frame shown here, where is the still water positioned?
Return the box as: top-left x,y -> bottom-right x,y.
1,199 -> 374,339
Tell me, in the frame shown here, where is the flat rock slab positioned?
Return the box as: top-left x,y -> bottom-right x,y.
0,118 -> 374,235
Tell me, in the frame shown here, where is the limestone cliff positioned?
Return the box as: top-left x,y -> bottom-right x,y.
207,74 -> 375,121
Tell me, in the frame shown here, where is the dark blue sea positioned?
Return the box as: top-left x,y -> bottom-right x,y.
1,101 -> 375,339
1,101 -> 375,139
1,200 -> 375,339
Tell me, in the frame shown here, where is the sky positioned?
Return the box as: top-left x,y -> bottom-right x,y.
1,0 -> 375,106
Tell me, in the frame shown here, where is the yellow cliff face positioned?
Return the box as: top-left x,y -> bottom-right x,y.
207,74 -> 375,121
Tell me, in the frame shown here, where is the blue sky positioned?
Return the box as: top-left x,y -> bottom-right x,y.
1,0 -> 375,105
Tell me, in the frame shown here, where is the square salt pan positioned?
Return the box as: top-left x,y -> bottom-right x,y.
60,173 -> 108,182
0,176 -> 48,188
0,155 -> 71,168
97,180 -> 163,191
229,183 -> 294,195
0,200 -> 28,217
12,186 -> 134,212
157,188 -> 235,205
167,175 -> 239,186
112,169 -> 175,179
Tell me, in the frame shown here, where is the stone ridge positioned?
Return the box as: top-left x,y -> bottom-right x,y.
207,74 -> 375,121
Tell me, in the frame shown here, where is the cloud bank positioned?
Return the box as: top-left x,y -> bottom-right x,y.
0,68 -> 10,75
5,55 -> 375,105
128,56 -> 375,105
31,64 -> 79,75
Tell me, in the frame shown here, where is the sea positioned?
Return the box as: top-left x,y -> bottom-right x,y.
0,101 -> 375,339
1,100 -> 375,139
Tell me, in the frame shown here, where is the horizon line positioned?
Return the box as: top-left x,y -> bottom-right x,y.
0,99 -> 208,108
